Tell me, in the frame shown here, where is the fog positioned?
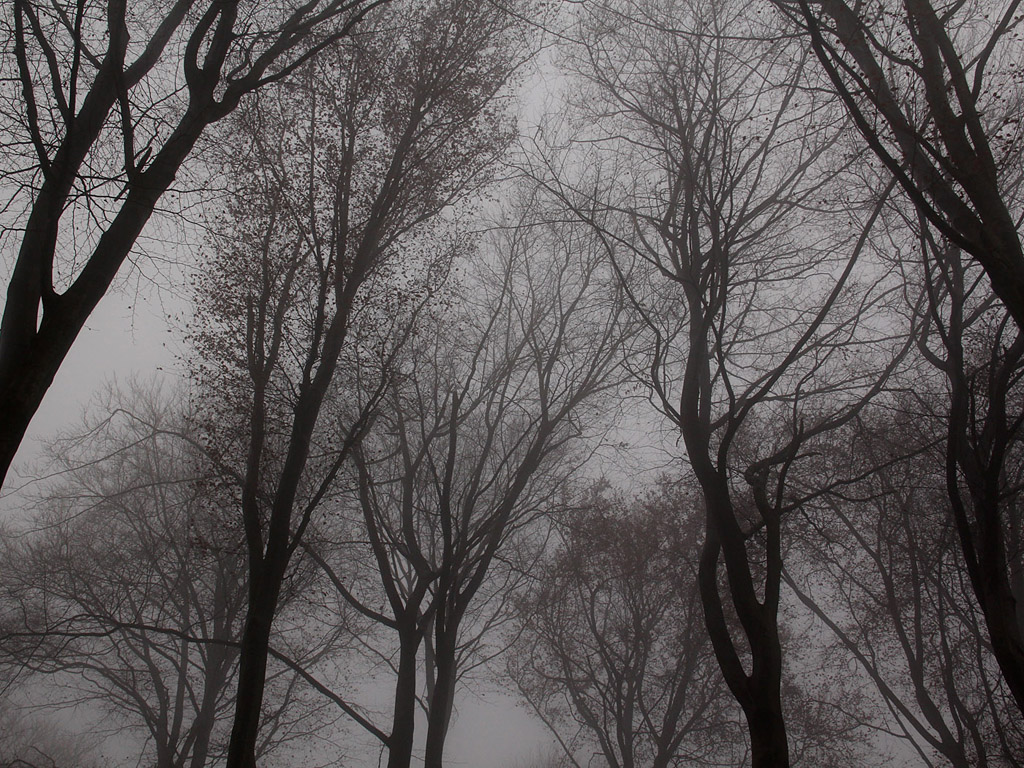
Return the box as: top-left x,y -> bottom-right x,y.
2,1 -> 1024,768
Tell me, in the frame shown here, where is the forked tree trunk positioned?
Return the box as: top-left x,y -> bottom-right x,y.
698,521 -> 790,768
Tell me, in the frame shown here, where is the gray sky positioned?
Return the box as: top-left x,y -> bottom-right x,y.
5,284 -> 178,489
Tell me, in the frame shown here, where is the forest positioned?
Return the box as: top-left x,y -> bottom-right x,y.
0,0 -> 1022,766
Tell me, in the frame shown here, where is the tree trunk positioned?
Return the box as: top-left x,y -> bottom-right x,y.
225,574 -> 284,768
971,545 -> 1024,716
747,701 -> 790,768
0,112 -> 207,486
0,348 -> 65,483
423,625 -> 458,768
698,523 -> 790,768
948,385 -> 1024,719
189,637 -> 234,768
386,630 -> 421,768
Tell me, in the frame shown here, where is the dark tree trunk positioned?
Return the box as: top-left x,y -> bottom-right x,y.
746,694 -> 790,768
945,336 -> 1024,720
981,587 -> 1024,714
0,105 -> 211,485
189,632 -> 235,768
225,569 -> 287,768
698,513 -> 790,768
386,630 -> 421,768
953,479 -> 1024,717
423,625 -> 458,768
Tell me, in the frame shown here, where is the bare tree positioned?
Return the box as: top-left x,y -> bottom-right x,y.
0,383 -> 335,768
768,0 -> 1024,721
188,3 -> 531,764
788,416 -> 1024,768
538,0 -> 911,764
309,208 -> 629,768
0,698 -> 101,768
917,234 -> 1024,720
771,0 -> 1024,326
0,0 -> 395,485
511,479 -> 740,768
763,0 -> 1024,720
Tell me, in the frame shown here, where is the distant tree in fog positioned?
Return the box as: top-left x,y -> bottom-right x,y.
511,479 -> 740,768
309,207 -> 629,768
0,384 -> 334,768
0,699 -> 101,768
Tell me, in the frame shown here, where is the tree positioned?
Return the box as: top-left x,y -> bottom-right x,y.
0,0 -> 392,486
511,479 -> 740,768
915,230 -> 1024,721
772,0 -> 1024,325
0,383 -> 335,768
788,418 -> 1024,767
309,207 -> 629,768
539,0 -> 910,763
770,0 -> 1024,729
189,3 -> 531,764
771,0 -> 1024,721
0,698 -> 101,768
